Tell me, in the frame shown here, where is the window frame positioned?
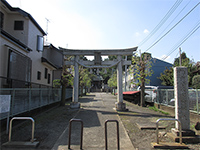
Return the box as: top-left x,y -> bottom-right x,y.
37,35 -> 44,52
37,71 -> 41,80
45,68 -> 48,79
14,20 -> 24,30
47,73 -> 50,84
0,11 -> 4,29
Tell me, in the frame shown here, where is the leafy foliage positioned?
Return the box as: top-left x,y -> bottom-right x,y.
130,53 -> 153,86
108,71 -> 117,88
79,66 -> 94,88
192,75 -> 200,89
158,67 -> 174,86
158,52 -> 200,88
53,65 -> 74,88
129,52 -> 153,106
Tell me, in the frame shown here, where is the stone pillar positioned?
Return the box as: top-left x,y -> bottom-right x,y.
174,67 -> 190,130
115,55 -> 126,111
170,67 -> 199,142
71,55 -> 80,108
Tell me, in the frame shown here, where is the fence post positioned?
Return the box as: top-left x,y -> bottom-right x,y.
39,89 -> 42,107
166,89 -> 168,105
196,89 -> 199,114
29,88 -> 31,111
156,89 -> 159,103
11,89 -> 15,117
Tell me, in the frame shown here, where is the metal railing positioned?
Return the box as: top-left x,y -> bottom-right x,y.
156,118 -> 182,144
68,119 -> 83,150
0,88 -> 62,120
8,117 -> 35,142
105,120 -> 120,150
149,89 -> 200,114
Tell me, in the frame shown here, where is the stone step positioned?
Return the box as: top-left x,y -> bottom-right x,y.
151,142 -> 189,149
171,128 -> 196,136
168,133 -> 200,144
2,141 -> 39,148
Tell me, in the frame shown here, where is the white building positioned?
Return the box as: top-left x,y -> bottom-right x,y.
0,0 -> 61,88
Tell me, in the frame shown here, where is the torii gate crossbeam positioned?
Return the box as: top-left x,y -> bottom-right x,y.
60,47 -> 138,111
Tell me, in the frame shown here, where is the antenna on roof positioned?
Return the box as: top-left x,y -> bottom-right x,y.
45,18 -> 50,41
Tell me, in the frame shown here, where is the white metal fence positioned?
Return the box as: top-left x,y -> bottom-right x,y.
0,88 -> 62,120
152,89 -> 200,114
122,88 -> 200,114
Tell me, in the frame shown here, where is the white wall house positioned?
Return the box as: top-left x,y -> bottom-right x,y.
0,0 -> 60,88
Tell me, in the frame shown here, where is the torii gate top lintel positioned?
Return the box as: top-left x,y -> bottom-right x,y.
60,47 -> 138,56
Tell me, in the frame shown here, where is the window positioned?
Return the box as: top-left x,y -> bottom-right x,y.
37,71 -> 41,80
47,74 -> 50,84
45,68 -> 48,79
37,35 -> 44,51
8,50 -> 31,87
0,11 -> 4,29
14,21 -> 24,30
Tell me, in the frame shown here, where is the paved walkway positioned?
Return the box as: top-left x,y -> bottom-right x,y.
52,92 -> 134,150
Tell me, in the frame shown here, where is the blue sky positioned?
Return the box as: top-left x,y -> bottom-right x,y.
7,0 -> 200,63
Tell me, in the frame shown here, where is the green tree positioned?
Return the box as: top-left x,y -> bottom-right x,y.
60,65 -> 74,106
79,66 -> 93,96
158,67 -> 174,86
158,52 -> 197,87
192,75 -> 200,89
129,52 -> 153,106
108,71 -> 117,94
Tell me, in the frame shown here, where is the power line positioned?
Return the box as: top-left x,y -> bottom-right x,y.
162,20 -> 200,61
145,2 -> 200,52
138,0 -> 183,47
147,0 -> 191,49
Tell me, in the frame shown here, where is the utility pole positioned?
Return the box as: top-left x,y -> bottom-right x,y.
179,47 -> 182,66
124,55 -> 127,92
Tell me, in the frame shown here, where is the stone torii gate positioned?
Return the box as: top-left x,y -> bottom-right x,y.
60,47 -> 138,111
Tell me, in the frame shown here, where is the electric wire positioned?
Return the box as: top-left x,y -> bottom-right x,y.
138,0 -> 183,47
162,20 -> 200,61
145,2 -> 200,52
146,0 -> 191,51
162,20 -> 200,60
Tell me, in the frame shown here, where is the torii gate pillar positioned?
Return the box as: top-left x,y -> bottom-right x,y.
115,55 -> 126,111
70,55 -> 80,108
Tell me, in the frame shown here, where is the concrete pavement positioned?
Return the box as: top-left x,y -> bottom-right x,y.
52,92 -> 134,150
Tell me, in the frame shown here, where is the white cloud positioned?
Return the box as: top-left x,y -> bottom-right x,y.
134,32 -> 141,37
143,29 -> 149,34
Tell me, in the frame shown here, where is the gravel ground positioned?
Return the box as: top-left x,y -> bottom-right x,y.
1,96 -> 200,150
119,100 -> 200,150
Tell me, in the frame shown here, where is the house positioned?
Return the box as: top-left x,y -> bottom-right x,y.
147,58 -> 173,86
0,0 -> 62,88
123,56 -> 173,90
43,44 -> 63,82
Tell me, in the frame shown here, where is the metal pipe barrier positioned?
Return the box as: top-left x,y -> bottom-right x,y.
68,119 -> 83,150
105,120 -> 120,150
156,118 -> 182,144
8,117 -> 35,142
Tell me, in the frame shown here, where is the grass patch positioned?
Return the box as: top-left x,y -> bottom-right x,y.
148,106 -> 169,115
